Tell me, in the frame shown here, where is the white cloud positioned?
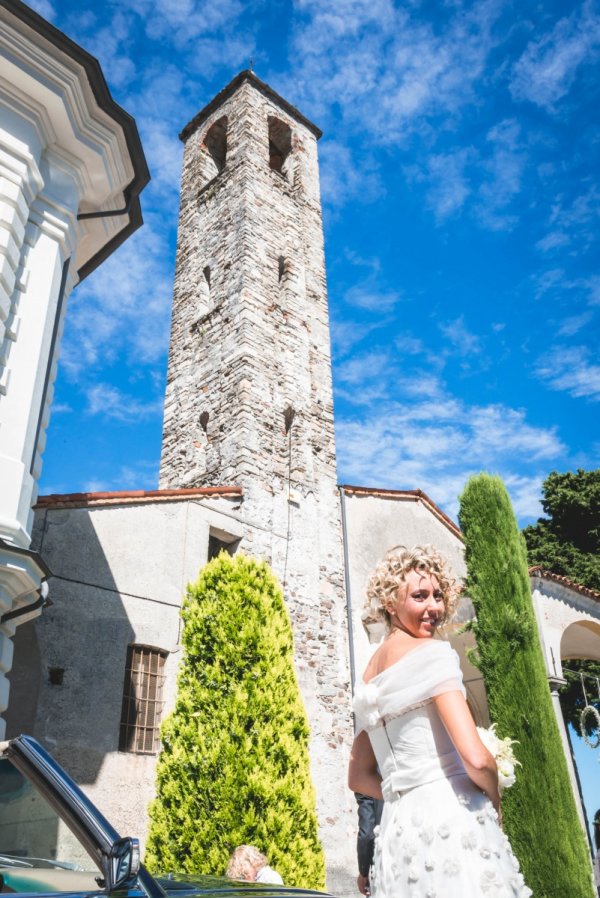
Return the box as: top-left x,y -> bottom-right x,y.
319,141 -> 384,207
395,333 -> 425,355
287,0 -> 503,142
536,346 -> 600,400
61,219 -> 173,379
535,186 -> 600,256
510,4 -> 600,111
557,312 -> 593,337
412,148 -> 474,222
336,351 -> 390,385
439,317 -> 482,357
475,119 -> 525,231
82,459 -> 159,493
330,318 -> 382,359
536,230 -> 570,252
28,0 -> 56,19
335,379 -> 564,522
344,282 -> 402,313
86,384 -> 163,422
406,120 -> 526,230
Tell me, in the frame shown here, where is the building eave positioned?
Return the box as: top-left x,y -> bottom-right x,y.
179,69 -> 323,143
339,484 -> 463,540
34,486 -> 243,510
529,567 -> 600,604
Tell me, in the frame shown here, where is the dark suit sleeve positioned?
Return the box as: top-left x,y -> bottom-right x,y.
355,793 -> 383,877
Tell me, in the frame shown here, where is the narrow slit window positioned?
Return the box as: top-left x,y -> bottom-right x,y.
198,265 -> 211,310
268,116 -> 292,176
119,645 -> 167,754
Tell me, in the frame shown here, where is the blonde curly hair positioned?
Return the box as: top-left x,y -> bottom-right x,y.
363,544 -> 458,633
226,845 -> 267,880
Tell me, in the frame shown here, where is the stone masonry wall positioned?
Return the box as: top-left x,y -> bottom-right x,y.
159,75 -> 355,886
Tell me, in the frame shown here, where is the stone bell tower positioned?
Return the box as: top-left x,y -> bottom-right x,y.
159,72 -> 354,886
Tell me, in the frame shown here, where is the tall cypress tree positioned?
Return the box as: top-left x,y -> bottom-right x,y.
459,473 -> 594,898
145,553 -> 325,889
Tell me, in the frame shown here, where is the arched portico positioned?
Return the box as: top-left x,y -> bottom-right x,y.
530,568 -> 600,680
530,568 -> 600,841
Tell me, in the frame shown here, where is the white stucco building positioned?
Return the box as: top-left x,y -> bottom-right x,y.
0,0 -> 149,735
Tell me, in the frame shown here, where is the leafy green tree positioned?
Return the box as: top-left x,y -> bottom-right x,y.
145,553 -> 325,889
523,468 -> 600,590
459,473 -> 594,898
558,661 -> 600,736
523,468 -> 600,740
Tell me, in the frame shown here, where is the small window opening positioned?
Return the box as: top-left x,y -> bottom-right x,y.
278,256 -> 292,283
119,645 -> 167,754
198,265 -> 211,311
268,116 -> 292,176
202,115 -> 228,178
48,667 -> 64,686
208,529 -> 240,561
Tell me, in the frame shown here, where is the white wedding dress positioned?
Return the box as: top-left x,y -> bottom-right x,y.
353,640 -> 532,898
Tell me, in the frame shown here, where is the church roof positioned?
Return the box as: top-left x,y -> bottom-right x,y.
339,484 -> 462,539
179,69 -> 323,142
35,486 -> 243,509
528,567 -> 600,603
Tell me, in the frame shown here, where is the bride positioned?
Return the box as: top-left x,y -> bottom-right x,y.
348,545 -> 531,898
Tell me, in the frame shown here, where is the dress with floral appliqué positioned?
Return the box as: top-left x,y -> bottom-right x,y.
353,640 -> 532,898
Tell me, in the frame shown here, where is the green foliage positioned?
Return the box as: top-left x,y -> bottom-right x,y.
145,553 -> 325,889
523,468 -> 600,590
522,468 -> 600,742
459,473 -> 595,898
559,661 -> 600,737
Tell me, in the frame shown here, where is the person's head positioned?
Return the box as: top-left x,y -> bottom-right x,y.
226,845 -> 267,881
364,544 -> 457,638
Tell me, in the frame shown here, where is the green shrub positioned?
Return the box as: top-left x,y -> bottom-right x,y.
145,553 -> 325,889
459,473 -> 594,898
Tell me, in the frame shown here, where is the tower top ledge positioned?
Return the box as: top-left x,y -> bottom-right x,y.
179,69 -> 323,143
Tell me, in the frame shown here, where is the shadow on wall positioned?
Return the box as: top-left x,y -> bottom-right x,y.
5,506 -> 135,788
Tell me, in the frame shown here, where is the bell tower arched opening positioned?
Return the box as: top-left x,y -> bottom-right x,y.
201,115 -> 228,180
268,116 -> 292,177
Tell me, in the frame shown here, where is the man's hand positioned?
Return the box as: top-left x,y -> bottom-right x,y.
357,874 -> 370,895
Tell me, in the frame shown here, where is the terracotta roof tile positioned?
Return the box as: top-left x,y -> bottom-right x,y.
35,486 -> 243,510
529,567 -> 600,603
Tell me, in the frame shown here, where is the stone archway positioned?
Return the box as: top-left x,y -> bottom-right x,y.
562,620 -> 600,666
529,568 -> 600,844
530,568 -> 600,680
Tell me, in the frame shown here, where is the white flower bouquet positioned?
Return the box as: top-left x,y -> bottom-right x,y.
477,723 -> 521,792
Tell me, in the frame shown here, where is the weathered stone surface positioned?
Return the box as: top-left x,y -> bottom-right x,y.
159,74 -> 354,886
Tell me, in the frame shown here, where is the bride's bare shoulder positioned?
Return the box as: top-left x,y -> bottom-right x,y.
363,634 -> 421,682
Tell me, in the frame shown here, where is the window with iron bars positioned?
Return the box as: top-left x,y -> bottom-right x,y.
119,645 -> 167,754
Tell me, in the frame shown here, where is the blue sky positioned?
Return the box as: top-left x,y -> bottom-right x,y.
37,0 -> 599,525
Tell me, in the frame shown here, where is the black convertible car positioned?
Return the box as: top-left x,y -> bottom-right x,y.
0,736 -> 329,898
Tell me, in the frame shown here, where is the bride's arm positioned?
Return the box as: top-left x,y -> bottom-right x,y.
434,690 -> 501,817
348,731 -> 383,800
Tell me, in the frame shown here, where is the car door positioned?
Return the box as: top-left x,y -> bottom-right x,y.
0,736 -> 162,898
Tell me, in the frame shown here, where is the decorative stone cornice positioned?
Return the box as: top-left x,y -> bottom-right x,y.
0,0 -> 149,282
